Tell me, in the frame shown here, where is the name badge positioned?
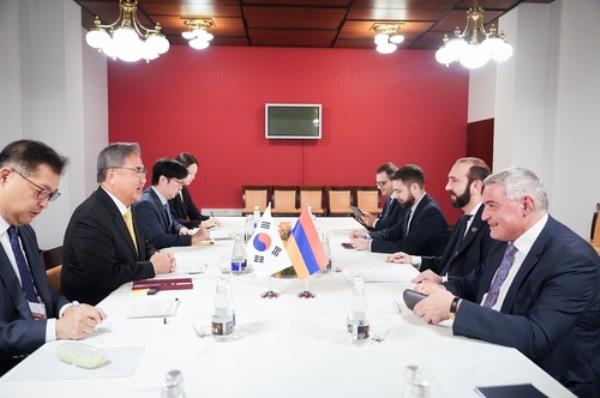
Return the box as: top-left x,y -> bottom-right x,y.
29,301 -> 47,320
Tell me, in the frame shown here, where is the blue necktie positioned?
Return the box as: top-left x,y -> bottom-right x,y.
164,203 -> 173,229
482,244 -> 518,308
7,226 -> 40,303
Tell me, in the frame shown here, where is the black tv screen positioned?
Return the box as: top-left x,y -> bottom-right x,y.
265,104 -> 322,139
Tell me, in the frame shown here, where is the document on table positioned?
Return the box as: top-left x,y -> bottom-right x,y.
342,263 -> 419,282
173,251 -> 207,274
127,297 -> 180,318
5,345 -> 145,381
209,228 -> 233,241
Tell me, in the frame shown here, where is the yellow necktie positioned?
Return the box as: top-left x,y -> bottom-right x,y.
123,208 -> 138,251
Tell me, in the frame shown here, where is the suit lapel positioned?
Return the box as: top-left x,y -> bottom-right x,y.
97,188 -> 139,259
500,218 -> 553,312
0,237 -> 34,320
148,189 -> 169,230
19,227 -> 53,314
454,205 -> 485,257
408,194 -> 430,232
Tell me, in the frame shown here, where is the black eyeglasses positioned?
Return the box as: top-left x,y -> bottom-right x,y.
376,181 -> 388,187
12,169 -> 61,202
114,166 -> 146,176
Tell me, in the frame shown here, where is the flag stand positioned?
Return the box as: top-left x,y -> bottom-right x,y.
297,278 -> 316,299
260,276 -> 280,299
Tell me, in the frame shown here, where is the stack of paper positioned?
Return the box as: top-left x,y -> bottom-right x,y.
127,297 -> 180,318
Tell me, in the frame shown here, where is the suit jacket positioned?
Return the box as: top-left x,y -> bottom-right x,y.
0,225 -> 69,374
447,216 -> 600,397
135,188 -> 191,250
369,198 -> 407,233
168,186 -> 209,228
61,187 -> 156,305
420,204 -> 498,277
370,194 -> 449,256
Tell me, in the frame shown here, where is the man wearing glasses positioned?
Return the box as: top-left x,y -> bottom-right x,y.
357,162 -> 407,233
61,143 -> 173,305
135,158 -> 210,250
0,140 -> 105,375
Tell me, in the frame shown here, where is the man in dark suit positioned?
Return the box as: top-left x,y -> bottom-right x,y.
61,143 -> 174,306
135,158 -> 209,250
0,140 -> 105,375
351,164 -> 449,256
169,152 -> 220,229
356,162 -> 407,232
389,157 -> 497,278
413,167 -> 600,397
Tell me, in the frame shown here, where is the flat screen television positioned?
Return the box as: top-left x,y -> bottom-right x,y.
265,104 -> 322,139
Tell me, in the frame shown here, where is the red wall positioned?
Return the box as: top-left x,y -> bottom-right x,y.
108,46 -> 467,221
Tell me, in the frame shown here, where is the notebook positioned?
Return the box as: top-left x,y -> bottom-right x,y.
474,383 -> 548,398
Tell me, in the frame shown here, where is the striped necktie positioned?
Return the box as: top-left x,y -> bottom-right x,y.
123,208 -> 138,251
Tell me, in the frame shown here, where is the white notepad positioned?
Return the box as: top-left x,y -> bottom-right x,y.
126,297 -> 180,319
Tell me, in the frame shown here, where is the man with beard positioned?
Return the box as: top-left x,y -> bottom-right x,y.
388,157 -> 497,279
350,164 -> 449,256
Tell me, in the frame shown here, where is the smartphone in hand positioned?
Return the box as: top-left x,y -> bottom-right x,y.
403,289 -> 427,311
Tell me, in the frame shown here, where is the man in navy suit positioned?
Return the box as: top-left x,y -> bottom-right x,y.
135,158 -> 209,250
0,140 -> 105,375
413,167 -> 600,397
356,162 -> 407,232
351,164 -> 449,256
389,157 -> 497,278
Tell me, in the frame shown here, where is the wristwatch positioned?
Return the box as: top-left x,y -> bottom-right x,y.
449,296 -> 460,320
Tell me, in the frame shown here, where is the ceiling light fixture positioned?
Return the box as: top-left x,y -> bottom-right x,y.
181,18 -> 215,50
435,0 -> 513,69
372,23 -> 404,55
85,0 -> 169,63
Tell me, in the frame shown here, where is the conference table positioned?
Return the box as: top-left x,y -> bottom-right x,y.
0,217 -> 574,397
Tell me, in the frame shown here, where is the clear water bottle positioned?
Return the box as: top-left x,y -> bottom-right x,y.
252,205 -> 261,229
211,276 -> 235,339
244,214 -> 254,242
402,365 -> 430,398
160,369 -> 186,398
321,232 -> 331,273
231,235 -> 245,273
241,235 -> 249,272
347,277 -> 369,342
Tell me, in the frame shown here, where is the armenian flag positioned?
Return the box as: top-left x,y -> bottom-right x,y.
285,206 -> 328,279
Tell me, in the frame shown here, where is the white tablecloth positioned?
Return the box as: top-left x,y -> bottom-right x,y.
0,217 -> 574,397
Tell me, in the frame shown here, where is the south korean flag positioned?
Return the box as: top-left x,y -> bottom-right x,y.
246,204 -> 292,279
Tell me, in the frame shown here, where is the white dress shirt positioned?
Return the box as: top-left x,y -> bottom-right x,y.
102,186 -> 129,216
481,213 -> 549,311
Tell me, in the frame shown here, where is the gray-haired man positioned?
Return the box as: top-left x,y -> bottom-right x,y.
61,143 -> 173,305
411,167 -> 600,397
